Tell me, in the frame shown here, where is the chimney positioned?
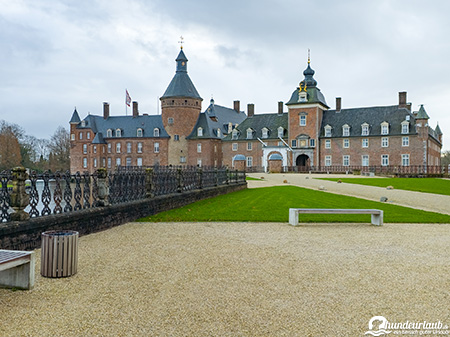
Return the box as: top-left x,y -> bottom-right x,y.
336,97 -> 341,112
399,91 -> 407,107
233,100 -> 240,112
278,101 -> 283,115
132,101 -> 139,118
103,102 -> 110,119
247,103 -> 254,117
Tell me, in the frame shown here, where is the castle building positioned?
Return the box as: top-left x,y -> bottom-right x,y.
70,47 -> 443,173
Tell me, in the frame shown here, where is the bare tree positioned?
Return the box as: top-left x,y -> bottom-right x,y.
48,126 -> 70,172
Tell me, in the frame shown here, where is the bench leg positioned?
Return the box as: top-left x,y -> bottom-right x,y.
371,211 -> 383,226
289,210 -> 299,226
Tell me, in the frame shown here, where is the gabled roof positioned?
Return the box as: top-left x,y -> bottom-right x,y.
223,113 -> 288,141
77,114 -> 170,138
92,132 -> 106,144
187,100 -> 247,140
435,123 -> 442,135
161,49 -> 202,100
320,105 -> 415,137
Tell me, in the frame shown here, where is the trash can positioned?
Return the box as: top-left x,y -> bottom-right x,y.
41,230 -> 79,278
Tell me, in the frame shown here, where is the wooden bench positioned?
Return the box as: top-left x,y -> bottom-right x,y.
289,208 -> 384,226
0,250 -> 35,290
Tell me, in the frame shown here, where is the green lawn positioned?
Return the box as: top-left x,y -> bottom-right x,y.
317,177 -> 450,196
246,177 -> 263,181
138,186 -> 450,223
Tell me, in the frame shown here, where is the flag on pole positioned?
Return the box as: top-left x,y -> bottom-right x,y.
126,89 -> 131,107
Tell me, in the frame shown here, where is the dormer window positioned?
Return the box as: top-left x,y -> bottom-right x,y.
401,121 -> 409,134
106,129 -> 112,138
381,122 -> 389,135
361,123 -> 369,136
342,124 -> 350,137
298,92 -> 307,102
246,128 -> 253,139
228,122 -> 233,133
217,128 -> 221,138
324,125 -> 332,137
261,127 -> 269,139
232,129 -> 238,140
137,128 -> 143,137
197,127 -> 203,137
153,128 -> 160,137
278,127 -> 284,138
115,129 -> 121,137
81,120 -> 86,127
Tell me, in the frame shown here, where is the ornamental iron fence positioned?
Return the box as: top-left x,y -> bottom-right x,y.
0,166 -> 245,223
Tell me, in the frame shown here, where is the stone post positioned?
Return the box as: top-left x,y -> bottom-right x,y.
96,168 -> 109,207
214,168 -> 218,186
145,168 -> 153,198
197,167 -> 203,189
226,168 -> 230,185
177,168 -> 183,193
10,167 -> 29,221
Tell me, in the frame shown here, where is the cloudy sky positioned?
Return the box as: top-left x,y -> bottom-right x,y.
1,0 -> 449,150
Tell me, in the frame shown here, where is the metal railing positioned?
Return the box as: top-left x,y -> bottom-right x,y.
0,166 -> 246,223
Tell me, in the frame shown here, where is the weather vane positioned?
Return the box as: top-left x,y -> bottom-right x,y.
179,36 -> 184,49
308,48 -> 311,64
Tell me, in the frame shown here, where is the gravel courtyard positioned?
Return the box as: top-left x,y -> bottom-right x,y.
1,220 -> 449,336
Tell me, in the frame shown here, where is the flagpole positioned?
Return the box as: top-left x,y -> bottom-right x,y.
125,89 -> 128,116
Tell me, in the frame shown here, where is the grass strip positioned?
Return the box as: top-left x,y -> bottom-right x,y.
317,177 -> 450,196
138,185 -> 450,223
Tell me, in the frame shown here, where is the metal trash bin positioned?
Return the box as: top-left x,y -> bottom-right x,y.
41,230 -> 78,278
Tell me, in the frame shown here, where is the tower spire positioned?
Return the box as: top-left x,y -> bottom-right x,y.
308,48 -> 310,64
178,35 -> 184,49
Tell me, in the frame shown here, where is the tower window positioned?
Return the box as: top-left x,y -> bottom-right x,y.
168,117 -> 174,125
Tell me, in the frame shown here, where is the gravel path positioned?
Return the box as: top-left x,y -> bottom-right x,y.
247,173 -> 450,215
1,221 -> 449,336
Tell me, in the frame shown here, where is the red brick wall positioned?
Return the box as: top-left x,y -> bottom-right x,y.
187,139 -> 222,167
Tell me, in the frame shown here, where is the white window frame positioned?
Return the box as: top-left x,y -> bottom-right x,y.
343,155 -> 350,166
71,133 -> 75,141
401,122 -> 409,134
197,143 -> 202,153
300,115 -> 306,126
261,128 -> 268,139
362,138 -> 369,148
232,143 -> 238,151
137,128 -> 143,137
342,125 -> 350,137
402,136 -> 409,147
361,123 -> 369,136
402,154 -> 410,166
83,144 -> 87,154
106,129 -> 112,138
247,142 -> 252,151
126,142 -> 132,154
197,127 -> 203,137
381,154 -> 389,166
310,139 -> 316,148
116,157 -> 121,167
324,125 -> 332,137
107,143 -> 112,153
325,155 -> 332,166
381,122 -> 389,135
153,128 -> 160,137
246,156 -> 253,167
137,158 -> 143,167
217,128 -> 221,138
343,139 -> 349,148
115,129 -> 121,137
137,142 -> 143,153
83,157 -> 87,168
325,139 -> 331,149
154,142 -> 160,153
362,155 -> 369,167
180,156 -> 186,163
278,127 -> 284,138
246,128 -> 253,139
381,137 -> 389,148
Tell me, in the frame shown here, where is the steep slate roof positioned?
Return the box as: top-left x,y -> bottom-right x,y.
435,123 -> 442,135
320,105 -> 415,137
416,105 -> 430,119
223,113 -> 288,141
161,49 -> 202,100
69,108 -> 81,124
187,99 -> 247,139
92,132 -> 106,144
76,114 -> 170,138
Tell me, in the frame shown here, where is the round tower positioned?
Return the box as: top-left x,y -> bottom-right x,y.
160,48 -> 202,165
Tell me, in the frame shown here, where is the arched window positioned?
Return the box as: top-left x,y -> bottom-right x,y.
106,129 -> 112,138
115,129 -> 121,137
246,128 -> 253,139
137,128 -> 143,137
197,127 -> 203,137
342,124 -> 350,137
153,128 -> 160,137
277,127 -> 284,138
324,125 -> 332,137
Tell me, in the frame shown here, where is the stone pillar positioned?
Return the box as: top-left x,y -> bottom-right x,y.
145,168 -> 153,198
96,168 -> 109,206
197,168 -> 203,189
10,167 -> 30,221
